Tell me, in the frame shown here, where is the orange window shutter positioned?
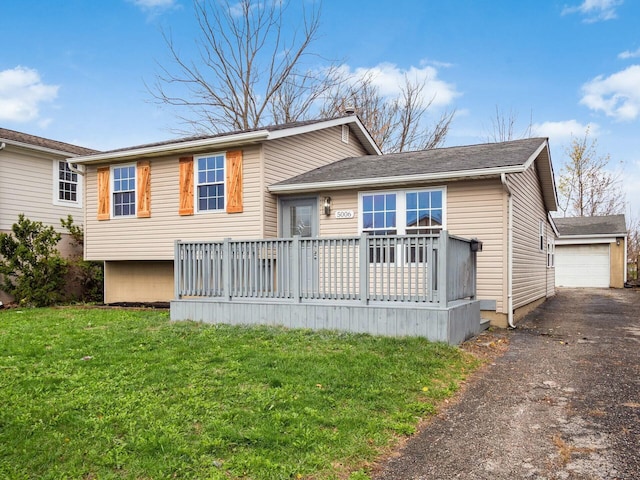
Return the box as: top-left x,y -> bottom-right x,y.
179,156 -> 194,215
226,150 -> 243,213
97,166 -> 110,221
137,160 -> 151,218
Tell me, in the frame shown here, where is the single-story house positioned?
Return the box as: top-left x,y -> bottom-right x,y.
70,115 -> 558,339
0,128 -> 97,303
554,214 -> 627,288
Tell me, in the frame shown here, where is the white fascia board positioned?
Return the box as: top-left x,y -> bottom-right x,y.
522,139 -> 548,170
266,115 -> 382,155
269,165 -> 525,193
556,235 -> 620,245
0,137 -> 86,158
71,130 -> 270,165
548,213 -> 560,237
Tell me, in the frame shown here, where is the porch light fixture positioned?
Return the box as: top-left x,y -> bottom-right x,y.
323,196 -> 332,215
617,238 -> 620,246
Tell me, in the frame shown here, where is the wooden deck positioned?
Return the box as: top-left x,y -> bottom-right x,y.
170,232 -> 482,344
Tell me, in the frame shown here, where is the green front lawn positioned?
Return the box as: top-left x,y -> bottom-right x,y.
0,307 -> 479,479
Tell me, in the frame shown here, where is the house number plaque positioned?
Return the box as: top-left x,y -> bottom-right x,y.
334,210 -> 355,219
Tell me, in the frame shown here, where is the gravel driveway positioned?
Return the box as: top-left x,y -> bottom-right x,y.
373,288 -> 640,479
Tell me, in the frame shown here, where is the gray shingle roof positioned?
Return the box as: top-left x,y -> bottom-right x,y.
554,215 -> 627,236
0,127 -> 97,156
100,116 -> 353,154
274,137 -> 548,186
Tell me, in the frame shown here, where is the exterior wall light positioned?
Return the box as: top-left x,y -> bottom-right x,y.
323,196 -> 332,216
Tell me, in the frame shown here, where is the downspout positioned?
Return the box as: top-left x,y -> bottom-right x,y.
501,173 -> 515,328
67,159 -> 85,176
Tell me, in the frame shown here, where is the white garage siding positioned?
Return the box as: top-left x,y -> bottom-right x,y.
555,244 -> 610,288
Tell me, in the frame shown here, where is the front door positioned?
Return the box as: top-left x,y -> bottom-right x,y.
280,197 -> 318,238
280,197 -> 318,293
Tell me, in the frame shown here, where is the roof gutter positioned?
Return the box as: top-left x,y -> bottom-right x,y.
0,137 -> 89,157
501,173 -> 515,329
72,130 -> 270,165
269,164 -> 526,193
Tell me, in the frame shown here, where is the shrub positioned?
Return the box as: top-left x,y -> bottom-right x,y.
61,215 -> 104,303
0,214 -> 67,306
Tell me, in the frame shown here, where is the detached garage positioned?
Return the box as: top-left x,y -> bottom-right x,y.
554,215 -> 627,288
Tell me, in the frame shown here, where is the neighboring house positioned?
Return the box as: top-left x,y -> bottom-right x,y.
71,116 -> 558,332
554,215 -> 627,288
0,127 -> 97,303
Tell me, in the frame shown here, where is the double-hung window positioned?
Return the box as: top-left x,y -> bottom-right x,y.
406,190 -> 443,234
547,237 -> 555,268
197,154 -> 225,212
53,160 -> 82,207
360,188 -> 445,263
112,165 -> 136,217
362,193 -> 397,262
58,161 -> 78,202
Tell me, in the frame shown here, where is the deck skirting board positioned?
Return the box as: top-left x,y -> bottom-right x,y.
170,299 -> 480,344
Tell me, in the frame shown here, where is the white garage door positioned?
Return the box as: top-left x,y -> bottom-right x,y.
555,244 -> 610,288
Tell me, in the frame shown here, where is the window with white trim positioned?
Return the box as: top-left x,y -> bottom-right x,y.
196,154 -> 225,212
112,164 -> 136,217
53,160 -> 82,207
547,237 -> 555,268
360,188 -> 445,262
539,220 -> 545,252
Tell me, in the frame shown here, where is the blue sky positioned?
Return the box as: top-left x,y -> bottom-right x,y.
1,0 -> 639,220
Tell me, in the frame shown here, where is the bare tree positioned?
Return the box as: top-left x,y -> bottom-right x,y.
320,72 -> 454,153
485,106 -> 532,142
557,128 -> 625,217
149,0 -> 339,134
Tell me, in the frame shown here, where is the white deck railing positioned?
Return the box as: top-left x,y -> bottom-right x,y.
174,231 -> 478,306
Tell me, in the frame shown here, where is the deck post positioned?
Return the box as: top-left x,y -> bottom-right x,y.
292,236 -> 301,302
223,238 -> 232,301
438,231 -> 449,306
174,240 -> 182,299
359,232 -> 369,305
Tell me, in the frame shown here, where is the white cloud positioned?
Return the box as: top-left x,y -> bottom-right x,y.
339,62 -> 460,108
580,65 -> 640,121
618,48 -> 640,59
129,0 -> 177,8
0,66 -> 58,123
561,0 -> 622,23
531,120 -> 599,142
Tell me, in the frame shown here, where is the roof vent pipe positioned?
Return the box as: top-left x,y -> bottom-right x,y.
344,106 -> 356,115
0,142 -> 6,151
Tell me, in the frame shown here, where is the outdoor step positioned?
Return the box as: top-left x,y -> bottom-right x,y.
479,318 -> 491,331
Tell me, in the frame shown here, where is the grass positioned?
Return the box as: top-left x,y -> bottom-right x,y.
0,307 -> 480,479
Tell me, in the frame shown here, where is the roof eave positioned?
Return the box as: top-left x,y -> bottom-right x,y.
266,115 -> 381,155
269,164 -> 525,193
557,232 -> 628,240
71,130 -> 271,164
0,137 -> 91,157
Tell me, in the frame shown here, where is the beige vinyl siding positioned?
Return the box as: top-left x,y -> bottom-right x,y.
264,126 -> 369,237
0,146 -> 83,231
319,190 -> 359,236
84,145 -> 263,261
317,179 -> 507,312
446,180 -> 506,313
507,164 -> 551,309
